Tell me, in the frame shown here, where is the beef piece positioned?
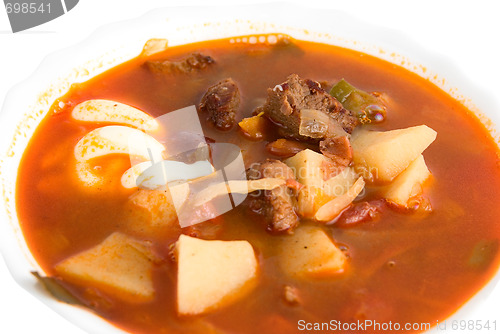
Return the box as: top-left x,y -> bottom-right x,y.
336,200 -> 385,227
146,53 -> 214,74
247,160 -> 299,233
258,74 -> 358,140
250,187 -> 298,233
319,136 -> 353,167
199,78 -> 240,130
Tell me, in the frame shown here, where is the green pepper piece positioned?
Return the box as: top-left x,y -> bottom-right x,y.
329,79 -> 357,104
329,79 -> 386,124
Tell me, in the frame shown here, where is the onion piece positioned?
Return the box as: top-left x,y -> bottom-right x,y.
141,38 -> 169,57
299,109 -> 349,139
299,109 -> 330,138
297,186 -> 320,218
72,100 -> 159,131
315,177 -> 365,222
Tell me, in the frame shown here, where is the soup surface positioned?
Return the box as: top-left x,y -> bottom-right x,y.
16,36 -> 500,334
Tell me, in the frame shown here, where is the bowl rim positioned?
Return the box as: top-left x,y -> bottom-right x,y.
0,2 -> 499,333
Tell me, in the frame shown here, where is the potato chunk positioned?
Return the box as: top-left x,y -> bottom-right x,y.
288,151 -> 358,218
55,233 -> 157,302
280,226 -> 347,277
383,154 -> 431,207
175,235 -> 258,315
284,149 -> 337,188
123,184 -> 192,237
351,125 -> 436,182
296,169 -> 358,219
126,189 -> 178,228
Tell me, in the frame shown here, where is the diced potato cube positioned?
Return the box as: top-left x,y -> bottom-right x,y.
285,149 -> 337,188
175,235 -> 258,315
280,226 -> 347,277
55,233 -> 157,302
351,125 -> 436,182
383,154 -> 431,207
287,151 -> 357,217
124,188 -> 182,236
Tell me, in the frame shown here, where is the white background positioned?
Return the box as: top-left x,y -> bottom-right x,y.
1,0 -> 499,333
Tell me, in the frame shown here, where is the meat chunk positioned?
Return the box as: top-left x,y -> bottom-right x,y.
252,186 -> 298,233
146,53 -> 215,74
248,160 -> 299,233
319,136 -> 353,167
336,200 -> 385,227
257,74 -> 358,140
199,78 -> 240,130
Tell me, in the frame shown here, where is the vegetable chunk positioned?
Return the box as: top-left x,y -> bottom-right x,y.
329,79 -> 387,124
175,235 -> 258,315
383,155 -> 431,207
351,125 -> 436,182
284,149 -> 337,188
287,150 -> 359,218
124,188 -> 182,237
239,112 -> 267,140
280,226 -> 347,277
55,233 -> 157,302
315,176 -> 365,222
323,166 -> 358,197
296,166 -> 357,219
